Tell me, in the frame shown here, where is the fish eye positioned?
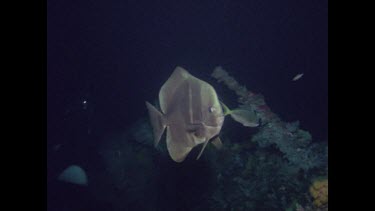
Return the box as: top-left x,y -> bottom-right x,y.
209,106 -> 216,113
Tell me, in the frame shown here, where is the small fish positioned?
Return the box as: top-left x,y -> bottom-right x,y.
146,66 -> 259,162
292,73 -> 304,81
220,102 -> 259,127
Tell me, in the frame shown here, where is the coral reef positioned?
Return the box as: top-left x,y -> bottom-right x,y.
309,178 -> 328,208
207,140 -> 311,210
91,66 -> 328,211
251,121 -> 327,171
212,66 -> 280,124
209,66 -> 328,210
211,66 -> 327,171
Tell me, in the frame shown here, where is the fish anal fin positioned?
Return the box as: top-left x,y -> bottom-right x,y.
166,127 -> 193,162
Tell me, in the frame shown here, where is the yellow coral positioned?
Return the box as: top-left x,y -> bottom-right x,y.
309,178 -> 328,208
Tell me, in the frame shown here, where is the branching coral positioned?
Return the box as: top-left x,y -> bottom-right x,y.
211,66 -> 327,171
208,148 -> 308,211
251,121 -> 326,171
212,66 -> 280,124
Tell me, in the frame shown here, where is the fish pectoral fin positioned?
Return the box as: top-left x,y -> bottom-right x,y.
211,136 -> 223,149
186,123 -> 203,132
186,123 -> 206,138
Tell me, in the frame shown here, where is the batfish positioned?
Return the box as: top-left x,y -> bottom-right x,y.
145,66 -> 259,162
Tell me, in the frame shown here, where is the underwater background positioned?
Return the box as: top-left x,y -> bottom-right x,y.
47,0 -> 328,211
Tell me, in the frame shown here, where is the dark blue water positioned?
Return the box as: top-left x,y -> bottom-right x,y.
48,1 -> 327,210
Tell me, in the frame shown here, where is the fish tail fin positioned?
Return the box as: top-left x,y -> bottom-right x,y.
145,101 -> 166,147
220,101 -> 232,116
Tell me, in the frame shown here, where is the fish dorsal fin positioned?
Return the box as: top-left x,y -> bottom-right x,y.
159,66 -> 190,114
